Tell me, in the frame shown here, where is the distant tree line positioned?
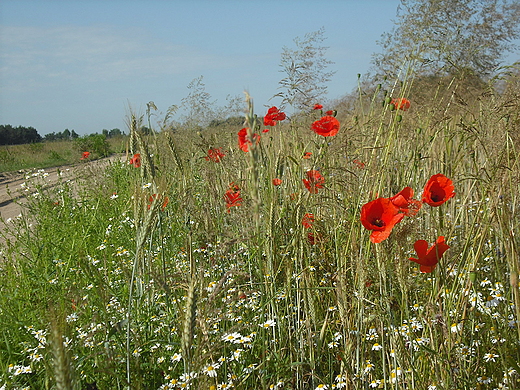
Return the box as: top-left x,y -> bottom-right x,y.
102,128 -> 124,138
43,129 -> 80,142
0,125 -> 125,145
0,125 -> 41,145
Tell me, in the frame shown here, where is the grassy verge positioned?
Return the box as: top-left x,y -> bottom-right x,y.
0,73 -> 519,390
0,136 -> 128,174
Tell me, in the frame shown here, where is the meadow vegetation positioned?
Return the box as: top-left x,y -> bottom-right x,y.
0,135 -> 127,174
2,1 -> 520,386
1,64 -> 519,390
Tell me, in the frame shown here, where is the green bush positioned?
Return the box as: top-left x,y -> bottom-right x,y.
74,134 -> 111,158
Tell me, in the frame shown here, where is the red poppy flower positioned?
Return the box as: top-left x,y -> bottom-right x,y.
129,153 -> 141,168
325,110 -> 334,116
80,151 -> 90,160
303,170 -> 325,194
205,147 -> 225,162
272,178 -> 282,186
263,106 -> 286,126
409,236 -> 450,273
422,174 -> 455,207
313,104 -> 323,110
262,128 -> 270,133
302,213 -> 314,229
162,196 -> 169,210
148,194 -> 169,211
360,197 -> 405,243
390,187 -> 422,216
224,182 -> 242,212
391,98 -> 411,111
311,116 -> 340,137
238,128 -> 260,152
302,152 -> 312,159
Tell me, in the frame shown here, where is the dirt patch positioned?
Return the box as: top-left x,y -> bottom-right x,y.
0,154 -> 125,242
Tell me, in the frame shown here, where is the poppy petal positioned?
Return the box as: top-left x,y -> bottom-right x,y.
413,239 -> 429,258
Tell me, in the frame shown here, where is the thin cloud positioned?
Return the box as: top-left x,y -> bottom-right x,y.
0,25 -> 248,93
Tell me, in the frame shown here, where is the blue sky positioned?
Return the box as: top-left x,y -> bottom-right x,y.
0,0 -> 405,136
2,0 -> 515,137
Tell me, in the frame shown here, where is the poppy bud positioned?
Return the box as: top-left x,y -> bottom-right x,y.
389,103 -> 396,111
469,272 -> 477,283
384,96 -> 391,104
396,114 -> 402,122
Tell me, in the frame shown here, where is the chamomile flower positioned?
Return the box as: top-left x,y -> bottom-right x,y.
222,332 -> 241,343
260,319 -> 276,328
372,343 -> 383,351
28,351 -> 44,362
364,360 -> 375,373
483,353 -> 499,362
389,368 -> 402,383
202,363 -> 220,377
450,323 -> 462,333
477,376 -> 492,384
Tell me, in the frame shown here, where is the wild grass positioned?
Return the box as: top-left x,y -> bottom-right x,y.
0,136 -> 128,174
0,69 -> 519,390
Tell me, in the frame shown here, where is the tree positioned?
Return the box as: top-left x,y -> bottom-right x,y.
109,128 -> 123,137
0,125 -> 41,145
373,0 -> 520,79
275,28 -> 336,111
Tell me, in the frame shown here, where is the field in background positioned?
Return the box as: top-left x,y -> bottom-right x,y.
0,71 -> 519,390
0,136 -> 128,174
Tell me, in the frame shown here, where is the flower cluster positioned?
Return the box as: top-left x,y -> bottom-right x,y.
361,174 -> 455,272
311,104 -> 339,136
238,107 -> 286,152
148,194 -> 169,211
391,97 -> 411,111
263,106 -> 286,126
129,153 -> 141,168
237,128 -> 260,153
303,170 -> 325,194
311,116 -> 340,137
205,147 -> 226,162
313,103 -> 336,116
224,182 -> 242,212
